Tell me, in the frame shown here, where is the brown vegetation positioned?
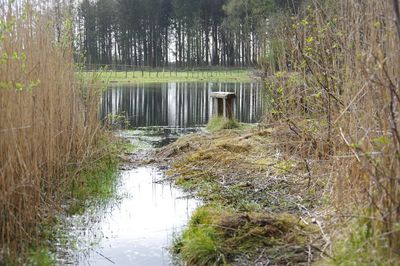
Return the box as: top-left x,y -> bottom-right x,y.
264,0 -> 400,261
158,128 -> 326,263
0,3 -> 102,256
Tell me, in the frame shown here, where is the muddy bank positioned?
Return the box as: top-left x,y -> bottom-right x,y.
154,126 -> 328,265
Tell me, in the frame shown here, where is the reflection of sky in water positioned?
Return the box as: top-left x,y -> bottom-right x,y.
101,82 -> 265,128
65,167 -> 200,265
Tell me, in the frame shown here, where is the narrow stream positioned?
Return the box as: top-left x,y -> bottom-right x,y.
57,130 -> 200,265
78,166 -> 199,265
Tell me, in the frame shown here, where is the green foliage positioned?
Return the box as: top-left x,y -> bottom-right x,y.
68,137 -> 135,214
173,206 -> 227,265
105,112 -> 131,130
206,117 -> 241,132
26,248 -> 55,266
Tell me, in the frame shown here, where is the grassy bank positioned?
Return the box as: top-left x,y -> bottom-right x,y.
16,135 -> 135,265
83,69 -> 256,84
157,126 -> 325,264
66,136 -> 134,215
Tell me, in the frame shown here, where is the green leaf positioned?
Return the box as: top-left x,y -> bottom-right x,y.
372,136 -> 390,146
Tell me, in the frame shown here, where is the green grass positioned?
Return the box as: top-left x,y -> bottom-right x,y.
82,69 -> 255,84
206,117 -> 241,132
26,248 -> 55,266
67,137 -> 135,214
173,205 -> 318,265
173,206 -> 228,265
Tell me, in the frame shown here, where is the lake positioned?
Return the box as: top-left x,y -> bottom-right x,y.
101,82 -> 265,129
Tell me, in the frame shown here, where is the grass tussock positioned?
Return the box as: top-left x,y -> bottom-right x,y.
206,117 -> 241,132
263,0 -> 400,263
0,2 -> 109,260
174,205 -> 318,265
159,127 -> 324,213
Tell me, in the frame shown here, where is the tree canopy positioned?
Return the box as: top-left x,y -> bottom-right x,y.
75,0 -> 300,67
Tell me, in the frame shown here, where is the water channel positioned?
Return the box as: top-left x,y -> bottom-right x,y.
59,82 -> 264,265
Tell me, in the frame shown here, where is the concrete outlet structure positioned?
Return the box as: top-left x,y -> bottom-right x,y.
210,92 -> 236,119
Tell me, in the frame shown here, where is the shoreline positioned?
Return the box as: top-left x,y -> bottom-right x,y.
153,125 -> 326,265
81,69 -> 262,85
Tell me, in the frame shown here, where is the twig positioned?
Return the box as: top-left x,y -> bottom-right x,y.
254,248 -> 268,264
94,250 -> 115,264
339,127 -> 360,162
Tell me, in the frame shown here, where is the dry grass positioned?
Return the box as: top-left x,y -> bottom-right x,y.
264,0 -> 400,261
158,126 -> 328,214
157,127 -> 326,263
0,2 -> 102,256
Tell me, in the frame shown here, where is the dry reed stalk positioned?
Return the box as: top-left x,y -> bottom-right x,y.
264,0 -> 400,257
0,1 -> 102,256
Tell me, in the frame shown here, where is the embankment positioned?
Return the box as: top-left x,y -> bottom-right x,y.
156,126 -> 327,264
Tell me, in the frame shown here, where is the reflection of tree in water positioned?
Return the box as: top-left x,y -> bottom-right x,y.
101,82 -> 264,128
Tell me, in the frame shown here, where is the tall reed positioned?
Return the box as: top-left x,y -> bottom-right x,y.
0,1 -> 102,256
264,0 -> 400,261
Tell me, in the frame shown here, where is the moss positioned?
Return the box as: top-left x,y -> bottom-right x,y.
173,206 -> 228,265
174,205 -> 318,265
206,117 -> 241,132
176,225 -> 226,266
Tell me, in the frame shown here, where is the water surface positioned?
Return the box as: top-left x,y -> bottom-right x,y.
79,167 -> 199,265
58,130 -> 200,265
101,82 -> 264,128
